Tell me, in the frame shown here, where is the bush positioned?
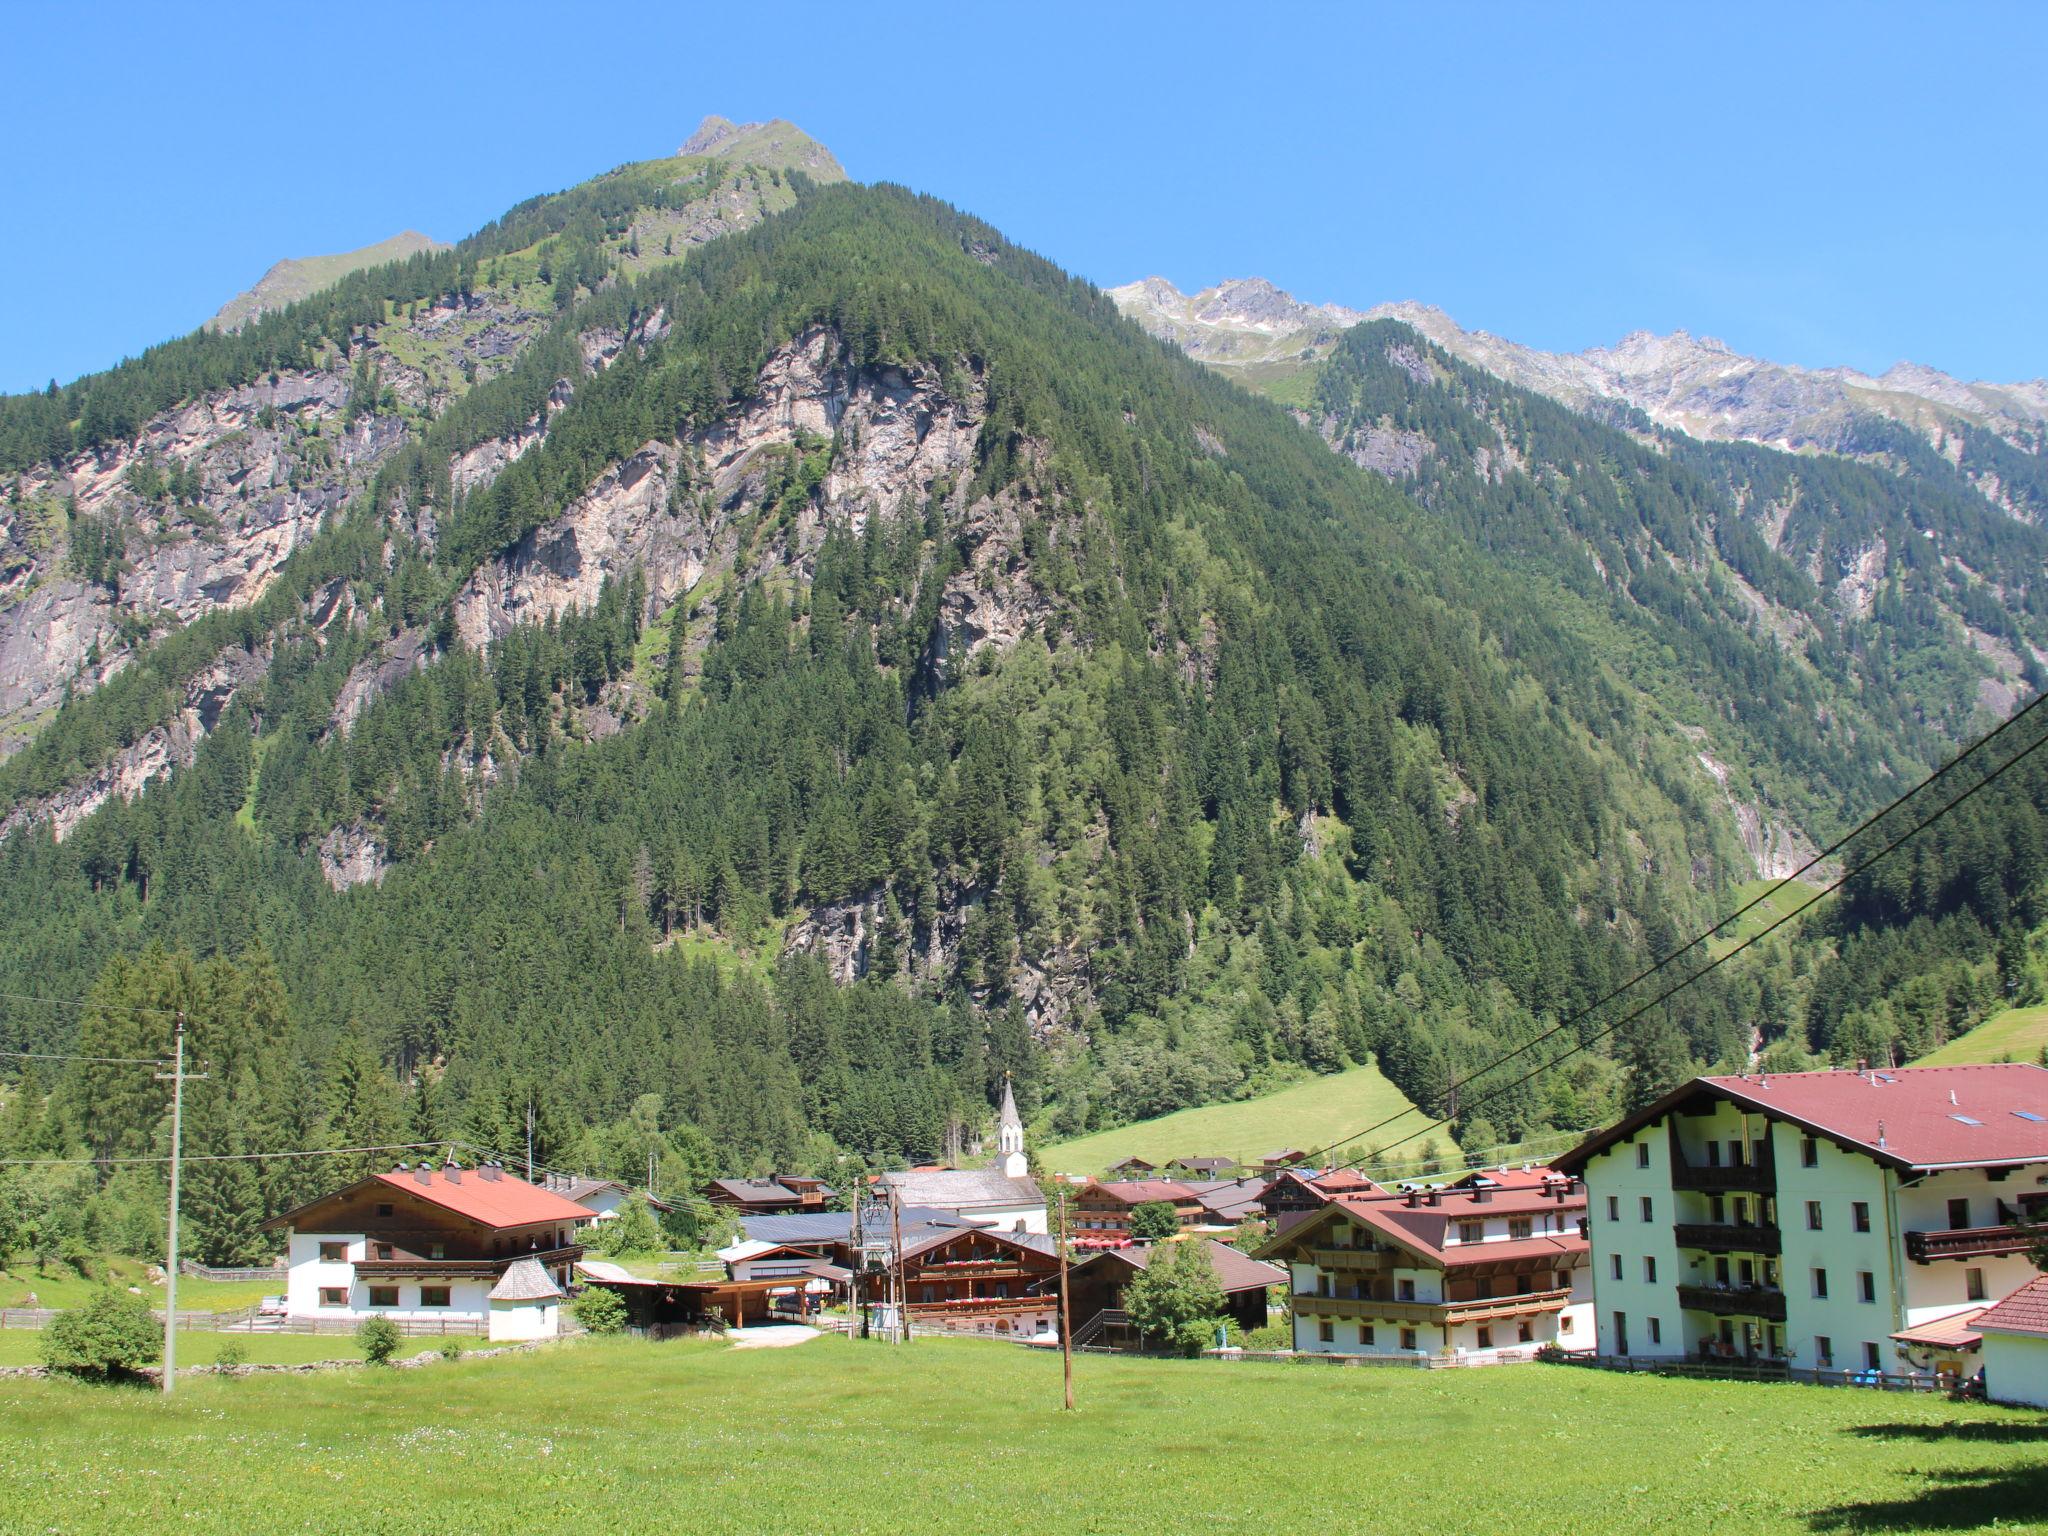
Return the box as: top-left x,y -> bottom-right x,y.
1241,1323 -> 1291,1351
439,1336 -> 464,1361
213,1338 -> 247,1371
356,1314 -> 401,1365
573,1285 -> 628,1335
1171,1317 -> 1223,1358
39,1289 -> 160,1379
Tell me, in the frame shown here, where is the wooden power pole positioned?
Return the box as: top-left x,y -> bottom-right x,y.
1057,1182 -> 1074,1410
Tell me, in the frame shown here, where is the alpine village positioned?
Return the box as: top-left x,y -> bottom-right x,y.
4,28 -> 2048,1531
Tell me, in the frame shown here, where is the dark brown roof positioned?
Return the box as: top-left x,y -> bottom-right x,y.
1086,1180 -> 1201,1205
1557,1065 -> 2048,1175
1072,1237 -> 1285,1295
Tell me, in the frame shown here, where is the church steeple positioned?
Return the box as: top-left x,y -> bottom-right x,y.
997,1074 -> 1027,1178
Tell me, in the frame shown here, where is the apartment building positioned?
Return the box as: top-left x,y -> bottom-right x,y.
1557,1064 -> 2048,1377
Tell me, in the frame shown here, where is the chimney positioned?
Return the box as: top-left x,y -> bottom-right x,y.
1405,1191 -> 1420,1208
443,1156 -> 462,1185
1878,1121 -> 1888,1153
1473,1187 -> 1492,1204
412,1162 -> 433,1187
480,1161 -> 502,1183
1426,1190 -> 1441,1207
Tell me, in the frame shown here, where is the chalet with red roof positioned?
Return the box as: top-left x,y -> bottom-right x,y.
1257,1170 -> 1590,1359
1556,1064 -> 2048,1381
264,1157 -> 595,1339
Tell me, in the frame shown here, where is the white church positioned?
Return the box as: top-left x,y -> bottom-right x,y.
877,1079 -> 1047,1233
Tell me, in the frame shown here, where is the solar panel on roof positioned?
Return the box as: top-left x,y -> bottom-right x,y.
2014,1110 -> 2046,1122
1950,1114 -> 1984,1126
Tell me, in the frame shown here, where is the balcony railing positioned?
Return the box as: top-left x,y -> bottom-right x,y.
1905,1225 -> 2039,1263
1676,1284 -> 1787,1322
1293,1287 -> 1573,1325
1669,1159 -> 1777,1194
1673,1222 -> 1782,1255
354,1243 -> 582,1278
1311,1247 -> 1383,1271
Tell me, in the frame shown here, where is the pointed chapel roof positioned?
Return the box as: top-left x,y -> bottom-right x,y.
999,1075 -> 1022,1130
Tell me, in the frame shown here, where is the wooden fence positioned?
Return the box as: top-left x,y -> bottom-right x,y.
0,1306 -> 483,1337
1574,1353 -> 1973,1395
179,1260 -> 284,1282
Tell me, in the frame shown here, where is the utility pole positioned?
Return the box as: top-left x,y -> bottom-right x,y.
525,1094 -> 534,1183
890,1184 -> 908,1345
1057,1182 -> 1074,1410
156,1010 -> 203,1397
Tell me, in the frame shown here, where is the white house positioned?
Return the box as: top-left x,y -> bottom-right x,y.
265,1159 -> 595,1341
1557,1064 -> 2048,1376
1976,1272 -> 2048,1408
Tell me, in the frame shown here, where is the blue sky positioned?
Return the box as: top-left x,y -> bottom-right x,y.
3,1 -> 2042,392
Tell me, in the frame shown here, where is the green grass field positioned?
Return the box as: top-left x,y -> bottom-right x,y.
0,1336 -> 2041,1532
1040,1063 -> 1448,1175
0,1329 -> 366,1367
0,1260 -> 280,1313
1915,1004 -> 2048,1066
1706,878 -> 1826,959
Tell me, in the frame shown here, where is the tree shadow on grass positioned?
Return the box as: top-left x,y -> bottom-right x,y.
1848,1422 -> 2048,1445
1810,1454 -> 2048,1531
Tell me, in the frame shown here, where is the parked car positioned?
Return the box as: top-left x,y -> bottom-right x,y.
257,1295 -> 288,1318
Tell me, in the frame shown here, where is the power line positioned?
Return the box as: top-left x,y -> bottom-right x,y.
0,1048 -> 166,1066
0,1141 -> 454,1168
1314,691 -> 2048,1162
1333,712 -> 2048,1166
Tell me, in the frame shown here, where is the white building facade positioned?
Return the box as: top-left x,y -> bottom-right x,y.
1561,1065 -> 2048,1377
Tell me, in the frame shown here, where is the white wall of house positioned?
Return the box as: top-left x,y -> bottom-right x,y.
1894,1166 -> 2039,1327
1770,1122 -> 1897,1372
488,1299 -> 561,1341
951,1202 -> 1048,1234
1581,1131 -> 1686,1357
1984,1331 -> 2048,1409
284,1232 -> 491,1322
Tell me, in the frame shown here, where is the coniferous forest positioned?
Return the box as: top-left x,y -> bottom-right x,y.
1,155 -> 2043,1269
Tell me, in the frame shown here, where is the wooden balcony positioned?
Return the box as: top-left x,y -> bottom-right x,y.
1293,1288 -> 1572,1325
354,1243 -> 582,1279
1311,1247 -> 1384,1272
1677,1284 -> 1787,1322
1673,1222 -> 1782,1255
1905,1225 -> 2037,1262
1668,1124 -> 1775,1192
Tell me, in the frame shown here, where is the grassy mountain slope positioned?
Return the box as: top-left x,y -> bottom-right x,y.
1038,1061 -> 1437,1174
209,231 -> 450,332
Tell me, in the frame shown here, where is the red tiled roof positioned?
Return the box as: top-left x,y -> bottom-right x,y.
1261,1189 -> 1587,1269
1976,1275 -> 2048,1339
371,1168 -> 594,1229
1558,1064 -> 2048,1174
1891,1309 -> 1986,1350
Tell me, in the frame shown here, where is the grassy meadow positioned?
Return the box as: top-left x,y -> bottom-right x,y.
1,1336 -> 2043,1532
0,1328 -> 365,1368
0,1259 -> 276,1313
1916,1004 -> 2048,1067
1039,1062 -> 1448,1175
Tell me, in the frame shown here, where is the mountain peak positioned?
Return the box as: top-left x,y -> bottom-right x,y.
674,114 -> 846,181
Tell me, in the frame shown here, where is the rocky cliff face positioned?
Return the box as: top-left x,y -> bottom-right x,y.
0,366 -> 388,754
455,325 -> 987,653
